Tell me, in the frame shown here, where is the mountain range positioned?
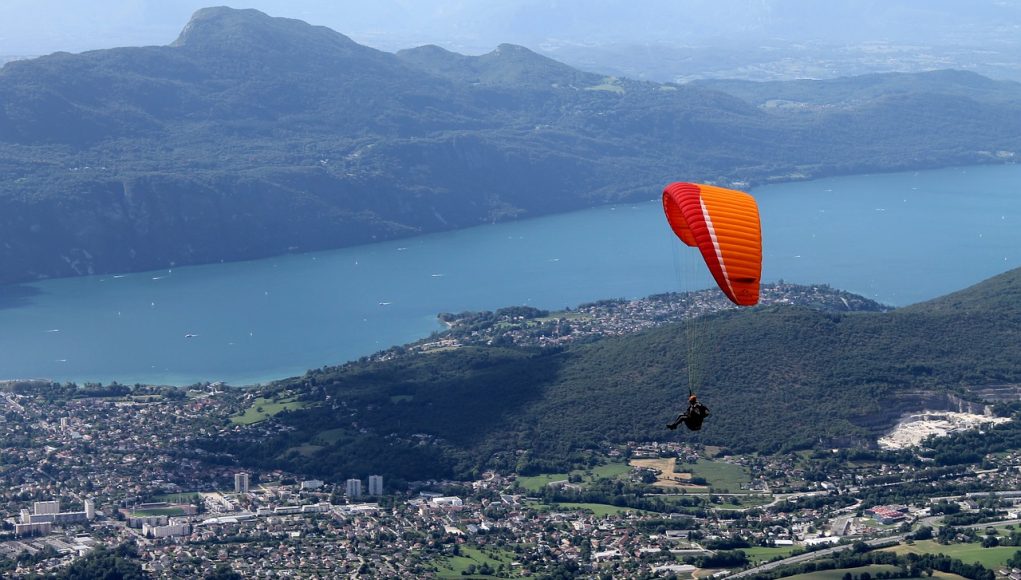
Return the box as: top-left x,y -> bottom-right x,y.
2,7 -> 1021,284
203,268 -> 1021,483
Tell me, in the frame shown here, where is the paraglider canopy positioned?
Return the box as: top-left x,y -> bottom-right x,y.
662,182 -> 762,306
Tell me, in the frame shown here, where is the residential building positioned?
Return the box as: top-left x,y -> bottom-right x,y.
368,475 -> 383,496
34,500 -> 60,515
346,478 -> 362,499
235,472 -> 249,493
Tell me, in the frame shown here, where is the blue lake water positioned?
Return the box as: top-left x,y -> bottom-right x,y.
1,164 -> 1019,386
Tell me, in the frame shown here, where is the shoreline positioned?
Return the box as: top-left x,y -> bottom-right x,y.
1,161 -> 1015,289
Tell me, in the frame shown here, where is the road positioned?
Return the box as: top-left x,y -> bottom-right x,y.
727,535 -> 904,578
728,516 -> 1021,578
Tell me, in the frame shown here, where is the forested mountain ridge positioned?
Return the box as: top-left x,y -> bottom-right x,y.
3,7 -> 1021,284
205,269 -> 1021,483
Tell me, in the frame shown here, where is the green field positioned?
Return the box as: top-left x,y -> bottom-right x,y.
742,545 -> 800,564
550,502 -> 658,517
516,472 -> 571,492
230,397 -> 308,425
685,459 -> 751,493
587,462 -> 632,479
516,462 -> 630,492
885,540 -> 1021,569
434,546 -> 515,579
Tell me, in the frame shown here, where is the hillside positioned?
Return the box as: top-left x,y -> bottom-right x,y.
200,268 -> 1021,483
2,8 -> 1021,284
693,69 -> 1021,107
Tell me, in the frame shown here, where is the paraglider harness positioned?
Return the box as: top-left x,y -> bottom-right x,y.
667,392 -> 710,431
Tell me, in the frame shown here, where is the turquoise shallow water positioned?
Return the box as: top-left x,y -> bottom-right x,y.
1,164 -> 1019,385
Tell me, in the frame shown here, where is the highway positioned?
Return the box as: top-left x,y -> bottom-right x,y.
728,516 -> 1021,578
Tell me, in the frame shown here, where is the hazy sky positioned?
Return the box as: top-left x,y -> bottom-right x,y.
2,0 -> 1019,57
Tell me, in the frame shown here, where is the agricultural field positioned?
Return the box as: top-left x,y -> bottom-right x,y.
630,458 -> 707,491
686,459 -> 753,493
884,540 -> 1021,569
633,457 -> 754,494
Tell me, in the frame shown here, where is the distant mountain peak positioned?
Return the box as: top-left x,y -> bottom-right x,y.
484,43 -> 570,67
492,43 -> 535,54
398,40 -> 600,88
170,6 -> 360,55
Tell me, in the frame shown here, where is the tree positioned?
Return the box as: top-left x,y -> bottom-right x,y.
913,526 -> 933,541
53,544 -> 148,579
205,564 -> 243,580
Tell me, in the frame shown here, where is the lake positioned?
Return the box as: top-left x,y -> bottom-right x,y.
1,164 -> 1019,386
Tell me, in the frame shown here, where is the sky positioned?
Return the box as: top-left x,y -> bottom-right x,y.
2,0 -> 1020,56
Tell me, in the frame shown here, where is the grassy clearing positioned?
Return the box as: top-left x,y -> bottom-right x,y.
230,396 -> 308,425
516,462 -> 630,492
588,462 -> 631,479
524,500 -> 551,512
434,546 -> 514,579
686,459 -> 751,492
516,472 -> 570,492
585,81 -> 625,94
885,540 -> 1020,569
742,545 -> 799,564
550,502 -> 658,517
536,311 -> 590,324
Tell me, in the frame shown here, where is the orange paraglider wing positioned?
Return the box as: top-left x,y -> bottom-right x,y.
662,182 -> 762,306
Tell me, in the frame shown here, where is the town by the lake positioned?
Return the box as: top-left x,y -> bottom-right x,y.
3,286 -> 1021,579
